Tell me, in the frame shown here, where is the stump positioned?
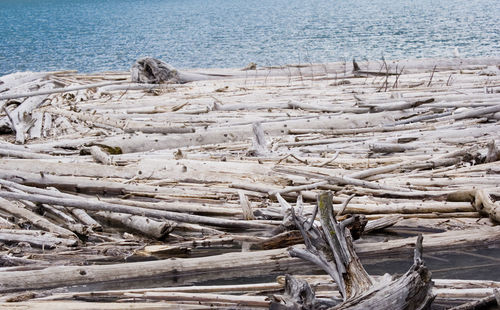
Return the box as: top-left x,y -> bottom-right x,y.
271,191 -> 435,309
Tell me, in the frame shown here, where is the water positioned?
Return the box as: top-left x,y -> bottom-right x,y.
0,0 -> 498,75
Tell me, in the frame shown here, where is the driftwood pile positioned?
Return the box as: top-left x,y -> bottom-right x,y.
0,57 -> 499,309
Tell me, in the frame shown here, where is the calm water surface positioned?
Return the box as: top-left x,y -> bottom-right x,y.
0,0 -> 498,75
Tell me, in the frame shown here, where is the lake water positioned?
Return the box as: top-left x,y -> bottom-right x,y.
0,0 -> 498,75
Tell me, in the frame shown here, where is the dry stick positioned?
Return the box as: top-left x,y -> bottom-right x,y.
316,150 -> 340,167
270,181 -> 329,196
95,211 -> 176,239
446,73 -> 454,86
0,191 -> 274,230
336,194 -> 355,217
385,61 -> 390,92
427,65 -> 437,87
437,104 -> 500,122
238,191 -> 255,220
392,65 -> 404,88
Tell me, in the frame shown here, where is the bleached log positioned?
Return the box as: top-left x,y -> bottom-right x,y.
0,246 -> 294,293
103,198 -> 242,216
438,104 -> 500,121
363,215 -> 401,233
0,80 -> 126,101
358,98 -> 435,112
0,191 -> 274,230
95,112 -> 406,153
89,146 -> 112,165
0,301 -> 202,310
69,208 -> 102,231
0,229 -> 77,248
0,148 -> 54,159
46,282 -> 282,299
473,189 -> 500,223
238,191 -> 254,220
0,83 -> 53,140
448,289 -> 500,310
0,226 -> 497,293
369,142 -> 418,154
95,211 -> 176,239
0,197 -> 76,238
0,72 -> 50,93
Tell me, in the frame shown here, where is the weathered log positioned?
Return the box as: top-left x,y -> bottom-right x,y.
95,211 -> 176,239
0,301 -> 205,310
0,80 -> 125,101
448,289 -> 500,310
238,191 -> 255,220
473,189 -> 500,223
0,226 -> 497,293
89,145 -> 112,165
0,191 -> 274,230
95,112 -> 405,153
0,229 -> 78,248
131,57 -> 227,84
270,274 -> 340,309
0,197 -> 76,238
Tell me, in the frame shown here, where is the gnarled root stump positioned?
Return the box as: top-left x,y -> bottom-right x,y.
131,57 -> 182,84
271,191 -> 435,309
130,57 -> 229,84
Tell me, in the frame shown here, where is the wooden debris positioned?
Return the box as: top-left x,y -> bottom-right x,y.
0,57 -> 499,308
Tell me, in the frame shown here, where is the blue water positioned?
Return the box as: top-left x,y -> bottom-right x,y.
0,0 -> 498,75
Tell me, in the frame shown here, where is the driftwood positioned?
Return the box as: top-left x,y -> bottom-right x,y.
0,191 -> 273,230
448,289 -> 500,310
473,189 -> 500,223
131,57 -> 229,84
0,229 -> 78,248
95,211 -> 176,239
0,224 -> 497,293
272,191 -> 435,309
0,80 -> 125,101
0,197 -> 76,238
0,58 -> 499,307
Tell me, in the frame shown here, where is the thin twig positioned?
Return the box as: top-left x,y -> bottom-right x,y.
427,65 -> 437,87
336,194 -> 355,218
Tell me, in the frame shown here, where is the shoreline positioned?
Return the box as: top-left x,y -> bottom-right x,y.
2,55 -> 499,78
